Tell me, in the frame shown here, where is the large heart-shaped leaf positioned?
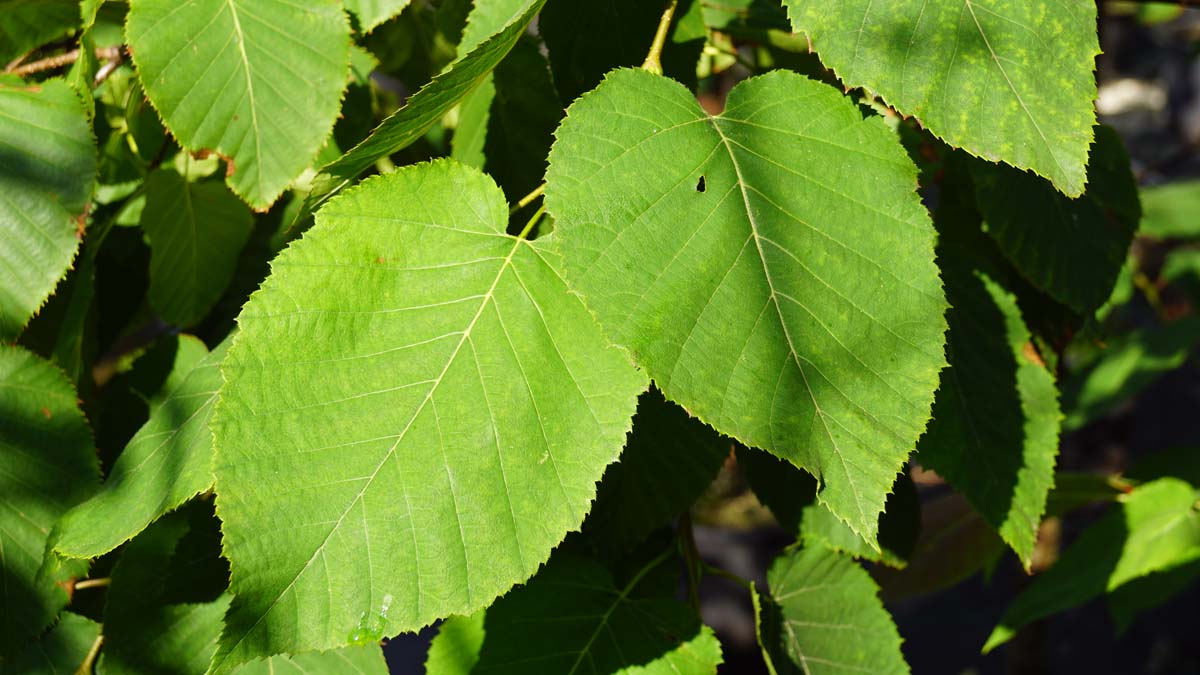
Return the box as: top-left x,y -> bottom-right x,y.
126,0 -> 351,209
545,68 -> 947,541
210,160 -> 646,672
0,77 -> 97,340
784,0 -> 1099,197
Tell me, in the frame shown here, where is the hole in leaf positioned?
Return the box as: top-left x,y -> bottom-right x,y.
696,175 -> 706,193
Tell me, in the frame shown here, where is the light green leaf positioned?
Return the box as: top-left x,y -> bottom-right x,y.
425,611 -> 485,674
459,0 -> 535,55
0,77 -> 97,340
425,552 -> 723,675
985,477 -> 1200,651
210,160 -> 646,671
140,170 -> 254,326
1140,179 -> 1200,239
972,126 -> 1140,314
0,0 -> 80,64
53,336 -> 229,559
584,388 -> 730,556
785,0 -> 1098,196
1061,316 -> 1200,430
345,0 -> 412,34
701,0 -> 790,35
125,0 -> 351,209
0,347 -> 98,657
754,546 -> 908,675
545,68 -> 947,542
0,612 -> 99,675
303,0 -> 546,216
918,227 -> 1061,568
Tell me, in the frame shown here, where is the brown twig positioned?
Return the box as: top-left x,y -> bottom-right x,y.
5,46 -> 122,78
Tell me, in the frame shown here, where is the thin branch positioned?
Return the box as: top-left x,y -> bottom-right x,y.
5,46 -> 122,78
509,183 -> 545,214
641,0 -> 679,75
516,204 -> 546,240
74,577 -> 111,591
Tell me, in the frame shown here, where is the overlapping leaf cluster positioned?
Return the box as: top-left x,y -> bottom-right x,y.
2,1 -> 1197,674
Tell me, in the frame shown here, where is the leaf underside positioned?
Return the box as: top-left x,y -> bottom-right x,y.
546,68 -> 947,542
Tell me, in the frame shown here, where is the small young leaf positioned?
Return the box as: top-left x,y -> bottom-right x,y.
0,347 -> 98,657
210,160 -> 646,671
545,68 -> 947,543
784,0 -> 1099,197
141,170 -> 254,326
125,0 -> 352,209
0,77 -> 97,340
755,546 -> 908,674
53,336 -> 229,559
985,477 -> 1200,651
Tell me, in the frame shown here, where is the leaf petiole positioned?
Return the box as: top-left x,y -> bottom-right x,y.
640,0 -> 678,75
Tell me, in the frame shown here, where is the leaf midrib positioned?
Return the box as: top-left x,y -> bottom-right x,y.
706,115 -> 870,530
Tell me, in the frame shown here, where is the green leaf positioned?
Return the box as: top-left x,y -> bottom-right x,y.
754,546 -> 908,675
125,0 -> 351,209
584,388 -> 730,556
141,170 -> 254,326
984,477 -> 1200,652
210,160 -> 646,671
1061,316 -> 1200,430
302,0 -> 546,216
1162,247 -> 1200,304
0,612 -> 99,675
450,75 -> 494,169
0,77 -> 97,340
1140,179 -> 1200,239
458,0 -> 536,55
739,448 -> 920,567
0,0 -> 80,64
345,0 -> 413,34
0,347 -> 98,657
425,611 -> 485,674
545,68 -> 947,542
52,336 -> 229,559
425,551 -> 723,674
918,227 -> 1061,567
539,0 -> 707,102
784,0 -> 1099,196
972,126 -> 1140,314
